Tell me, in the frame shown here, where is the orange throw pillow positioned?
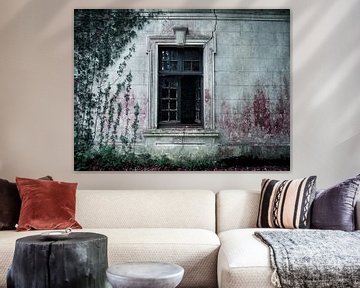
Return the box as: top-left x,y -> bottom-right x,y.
16,177 -> 82,231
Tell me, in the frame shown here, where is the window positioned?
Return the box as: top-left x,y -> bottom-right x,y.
158,47 -> 203,127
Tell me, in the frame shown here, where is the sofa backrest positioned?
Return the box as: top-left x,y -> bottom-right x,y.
217,190 -> 360,233
216,190 -> 260,233
76,190 -> 216,231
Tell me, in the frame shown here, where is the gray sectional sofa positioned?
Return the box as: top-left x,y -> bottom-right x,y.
0,189 -> 359,288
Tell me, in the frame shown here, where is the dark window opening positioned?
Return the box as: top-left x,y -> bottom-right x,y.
158,47 -> 203,127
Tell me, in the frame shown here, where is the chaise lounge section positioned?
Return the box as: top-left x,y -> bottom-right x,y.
216,189 -> 360,288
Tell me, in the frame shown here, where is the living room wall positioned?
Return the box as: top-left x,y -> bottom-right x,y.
0,0 -> 359,190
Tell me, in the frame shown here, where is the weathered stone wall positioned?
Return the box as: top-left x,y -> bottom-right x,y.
214,12 -> 290,159
105,10 -> 290,160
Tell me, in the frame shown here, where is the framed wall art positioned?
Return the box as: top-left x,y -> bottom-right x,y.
74,9 -> 290,171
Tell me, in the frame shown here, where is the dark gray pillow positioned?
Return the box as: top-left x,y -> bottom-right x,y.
311,174 -> 360,231
0,179 -> 20,230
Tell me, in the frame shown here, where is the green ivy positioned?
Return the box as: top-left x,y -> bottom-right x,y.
74,9 -> 154,158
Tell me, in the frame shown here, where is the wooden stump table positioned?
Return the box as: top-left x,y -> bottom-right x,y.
7,232 -> 108,288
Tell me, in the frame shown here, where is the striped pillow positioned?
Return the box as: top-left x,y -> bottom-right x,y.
257,176 -> 317,229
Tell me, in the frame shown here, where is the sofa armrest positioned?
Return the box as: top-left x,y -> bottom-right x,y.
356,200 -> 360,230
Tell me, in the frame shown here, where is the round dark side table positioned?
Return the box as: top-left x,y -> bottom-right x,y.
7,232 -> 108,288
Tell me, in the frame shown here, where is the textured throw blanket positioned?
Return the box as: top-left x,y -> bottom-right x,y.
255,230 -> 360,288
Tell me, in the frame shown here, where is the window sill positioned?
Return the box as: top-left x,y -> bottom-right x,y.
143,128 -> 219,138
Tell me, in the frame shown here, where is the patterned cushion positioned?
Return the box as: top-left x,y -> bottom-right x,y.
257,176 -> 317,229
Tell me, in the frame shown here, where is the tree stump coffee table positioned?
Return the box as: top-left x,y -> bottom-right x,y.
106,262 -> 184,288
7,232 -> 108,288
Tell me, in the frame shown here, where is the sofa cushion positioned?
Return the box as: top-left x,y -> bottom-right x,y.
218,228 -> 277,288
104,228 -> 219,288
216,190 -> 260,233
0,176 -> 52,230
257,177 -> 317,229
311,174 -> 360,231
0,179 -> 20,230
16,177 -> 82,231
76,190 -> 216,231
0,228 -> 220,288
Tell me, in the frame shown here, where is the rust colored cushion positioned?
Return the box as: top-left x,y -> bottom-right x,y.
0,176 -> 53,230
16,177 -> 82,231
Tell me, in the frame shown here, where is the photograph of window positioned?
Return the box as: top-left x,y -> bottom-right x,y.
74,9 -> 290,171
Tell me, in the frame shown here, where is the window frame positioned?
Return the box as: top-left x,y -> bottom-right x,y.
146,33 -> 216,131
158,46 -> 204,128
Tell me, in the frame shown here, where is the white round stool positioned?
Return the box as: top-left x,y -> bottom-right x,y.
106,262 -> 184,288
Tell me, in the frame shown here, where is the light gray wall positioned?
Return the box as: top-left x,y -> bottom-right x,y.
0,0 -> 359,191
